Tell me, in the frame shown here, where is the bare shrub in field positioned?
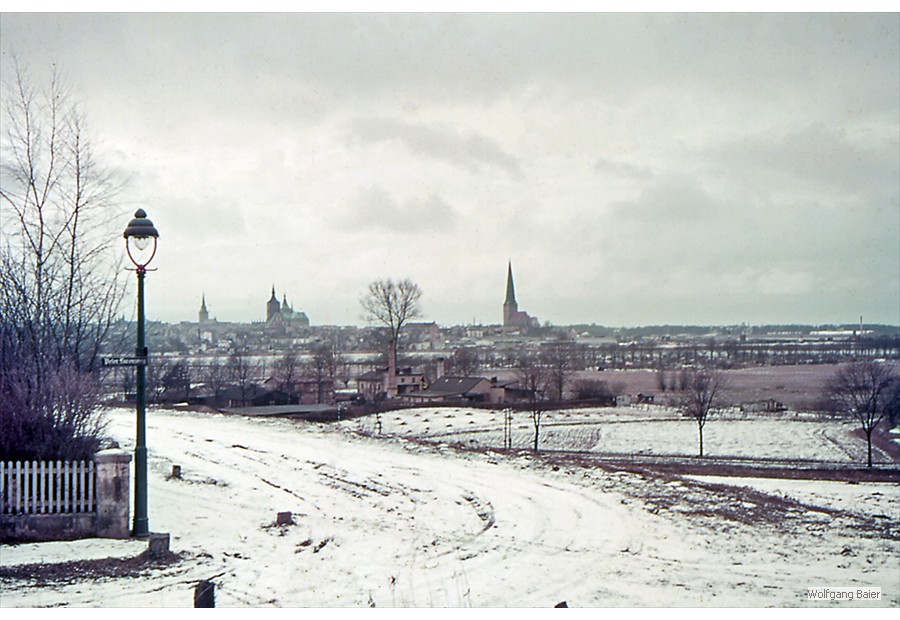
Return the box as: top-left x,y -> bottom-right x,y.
572,379 -> 625,404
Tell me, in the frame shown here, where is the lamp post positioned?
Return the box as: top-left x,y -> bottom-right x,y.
123,209 -> 159,538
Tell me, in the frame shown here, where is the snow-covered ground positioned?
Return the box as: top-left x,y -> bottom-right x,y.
1,407 -> 897,608
350,406 -> 885,463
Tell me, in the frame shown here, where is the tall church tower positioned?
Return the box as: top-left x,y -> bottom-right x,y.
503,262 -> 518,327
199,294 -> 209,324
266,286 -> 281,323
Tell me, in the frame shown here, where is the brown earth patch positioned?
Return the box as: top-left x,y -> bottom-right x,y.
0,549 -> 185,587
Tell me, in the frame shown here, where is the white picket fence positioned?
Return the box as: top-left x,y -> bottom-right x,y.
0,460 -> 95,515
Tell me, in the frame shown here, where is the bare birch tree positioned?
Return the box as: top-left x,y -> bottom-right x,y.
0,59 -> 124,460
677,367 -> 727,457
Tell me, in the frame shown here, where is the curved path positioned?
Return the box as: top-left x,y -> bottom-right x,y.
99,409 -> 633,606
4,408 -> 896,608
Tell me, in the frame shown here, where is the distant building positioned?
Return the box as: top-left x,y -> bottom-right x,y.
199,294 -> 210,324
197,294 -> 218,349
266,287 -> 281,323
266,286 -> 310,328
502,262 -> 539,329
356,366 -> 426,402
406,321 -> 441,350
404,376 -> 514,405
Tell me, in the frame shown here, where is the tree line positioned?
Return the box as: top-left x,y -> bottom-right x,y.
111,343 -> 348,407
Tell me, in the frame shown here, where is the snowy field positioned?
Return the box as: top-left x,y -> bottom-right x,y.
349,406 -> 888,464
1,407 -> 897,608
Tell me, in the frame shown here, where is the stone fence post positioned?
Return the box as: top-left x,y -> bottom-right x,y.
94,450 -> 132,538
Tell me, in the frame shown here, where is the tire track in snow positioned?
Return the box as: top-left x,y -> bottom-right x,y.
104,409 -> 636,606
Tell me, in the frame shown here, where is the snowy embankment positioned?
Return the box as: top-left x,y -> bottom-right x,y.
1,407 -> 897,608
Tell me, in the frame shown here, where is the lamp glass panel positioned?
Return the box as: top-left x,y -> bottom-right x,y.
127,236 -> 156,267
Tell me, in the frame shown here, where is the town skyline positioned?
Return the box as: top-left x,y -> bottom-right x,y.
2,13 -> 898,328
182,278 -> 898,331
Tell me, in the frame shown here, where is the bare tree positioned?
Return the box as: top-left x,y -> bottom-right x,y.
656,367 -> 670,392
515,351 -> 549,452
0,59 -> 123,460
541,339 -> 578,401
886,381 -> 900,428
117,365 -> 135,404
145,355 -> 172,404
677,368 -> 727,457
161,362 -> 191,402
306,343 -> 340,404
827,361 -> 898,467
360,278 -> 422,398
445,347 -> 480,377
676,367 -> 691,392
227,348 -> 257,406
273,351 -> 300,392
203,357 -> 228,404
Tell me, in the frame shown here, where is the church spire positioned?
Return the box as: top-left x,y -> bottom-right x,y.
503,262 -> 519,327
199,293 -> 209,323
505,262 -> 517,306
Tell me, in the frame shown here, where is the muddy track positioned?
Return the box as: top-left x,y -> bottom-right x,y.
537,450 -> 900,482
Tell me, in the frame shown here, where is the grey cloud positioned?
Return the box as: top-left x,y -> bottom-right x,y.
348,117 -> 522,178
338,186 -> 458,233
614,174 -> 720,222
703,123 -> 899,196
594,157 -> 654,180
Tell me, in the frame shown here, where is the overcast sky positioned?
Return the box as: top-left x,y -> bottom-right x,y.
1,12 -> 898,328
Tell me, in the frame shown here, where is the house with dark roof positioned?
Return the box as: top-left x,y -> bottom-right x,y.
404,376 -> 514,405
214,384 -> 297,408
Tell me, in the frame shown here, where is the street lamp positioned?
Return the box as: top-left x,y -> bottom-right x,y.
123,208 -> 159,538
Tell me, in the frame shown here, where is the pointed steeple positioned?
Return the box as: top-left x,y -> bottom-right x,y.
199,294 -> 209,323
266,286 -> 281,322
505,262 -> 517,306
503,262 -> 519,327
